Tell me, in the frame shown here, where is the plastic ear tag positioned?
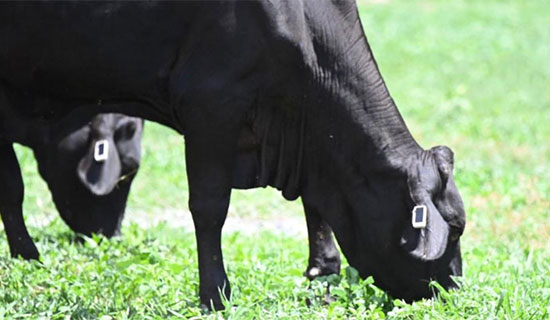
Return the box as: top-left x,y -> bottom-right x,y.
94,139 -> 109,162
412,205 -> 427,229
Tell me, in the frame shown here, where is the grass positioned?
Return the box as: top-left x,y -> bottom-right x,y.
2,0 -> 550,318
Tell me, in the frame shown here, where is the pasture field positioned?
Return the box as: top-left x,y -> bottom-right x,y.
2,0 -> 550,318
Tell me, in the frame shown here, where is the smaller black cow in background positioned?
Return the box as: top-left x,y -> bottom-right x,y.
0,108 -> 143,259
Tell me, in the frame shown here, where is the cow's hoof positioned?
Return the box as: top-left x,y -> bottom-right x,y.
304,255 -> 341,280
200,301 -> 224,311
199,285 -> 230,311
199,297 -> 226,311
11,241 -> 39,260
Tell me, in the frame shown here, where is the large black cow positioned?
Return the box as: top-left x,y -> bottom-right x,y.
0,95 -> 143,258
0,1 -> 466,309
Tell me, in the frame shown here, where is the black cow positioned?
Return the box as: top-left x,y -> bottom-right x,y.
0,94 -> 143,258
0,1 -> 465,309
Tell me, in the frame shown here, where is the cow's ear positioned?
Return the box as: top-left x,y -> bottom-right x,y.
401,177 -> 449,261
77,138 -> 121,196
400,200 -> 449,261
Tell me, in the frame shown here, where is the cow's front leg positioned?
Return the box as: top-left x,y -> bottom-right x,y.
0,143 -> 39,259
185,128 -> 238,310
303,201 -> 341,279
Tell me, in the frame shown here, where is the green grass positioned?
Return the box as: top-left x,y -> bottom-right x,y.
2,0 -> 550,318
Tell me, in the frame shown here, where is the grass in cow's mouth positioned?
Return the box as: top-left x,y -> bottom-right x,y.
2,0 -> 550,318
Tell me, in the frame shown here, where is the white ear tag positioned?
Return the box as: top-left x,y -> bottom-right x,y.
94,139 -> 109,162
412,205 -> 427,229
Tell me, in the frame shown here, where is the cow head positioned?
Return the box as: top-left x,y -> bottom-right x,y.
33,114 -> 143,237
394,145 -> 465,299
401,146 -> 465,262
302,145 -> 465,302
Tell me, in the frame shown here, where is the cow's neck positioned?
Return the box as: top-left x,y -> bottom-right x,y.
239,2 -> 422,200
303,4 -> 421,175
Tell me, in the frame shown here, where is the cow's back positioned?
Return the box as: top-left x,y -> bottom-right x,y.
0,2 -> 201,98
